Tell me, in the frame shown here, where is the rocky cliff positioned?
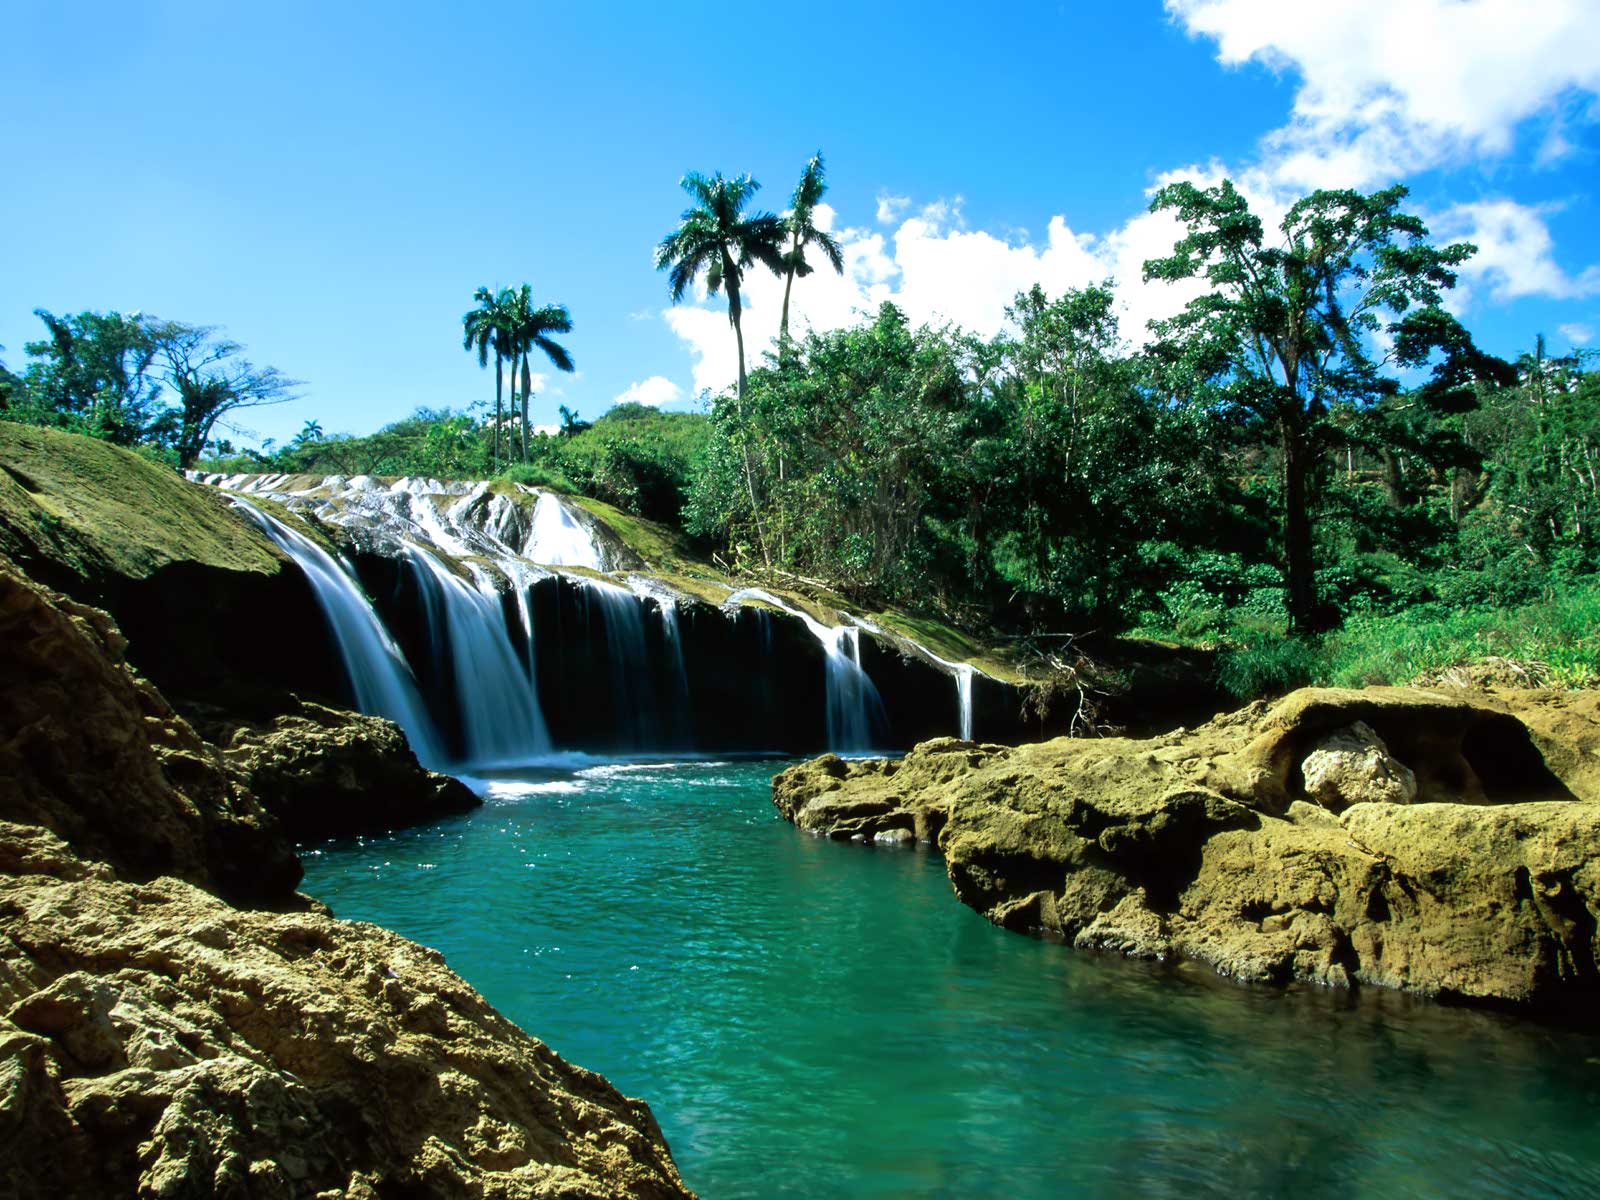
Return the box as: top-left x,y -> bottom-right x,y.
774,687 -> 1600,1018
0,559 -> 693,1198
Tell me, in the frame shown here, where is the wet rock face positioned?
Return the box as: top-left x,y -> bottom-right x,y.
184,698 -> 480,843
773,688 -> 1600,1016
0,827 -> 693,1200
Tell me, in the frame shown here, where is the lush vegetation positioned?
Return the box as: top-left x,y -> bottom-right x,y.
0,311 -> 295,467
5,164 -> 1597,699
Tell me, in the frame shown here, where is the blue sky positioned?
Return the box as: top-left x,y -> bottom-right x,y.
3,0 -> 1597,447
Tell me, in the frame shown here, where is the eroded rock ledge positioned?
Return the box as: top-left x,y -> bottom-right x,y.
773,687 -> 1600,1017
0,560 -> 692,1198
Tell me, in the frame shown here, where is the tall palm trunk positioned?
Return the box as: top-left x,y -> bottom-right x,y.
520,352 -> 531,463
493,351 -> 503,468
725,260 -> 770,568
778,229 -> 800,355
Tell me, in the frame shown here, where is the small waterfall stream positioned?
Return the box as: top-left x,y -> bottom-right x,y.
723,588 -> 888,752
232,499 -> 448,768
406,547 -> 553,766
581,580 -> 656,748
528,493 -> 606,569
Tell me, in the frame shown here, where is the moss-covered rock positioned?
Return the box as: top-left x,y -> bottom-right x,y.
0,425 -> 348,707
773,687 -> 1600,1017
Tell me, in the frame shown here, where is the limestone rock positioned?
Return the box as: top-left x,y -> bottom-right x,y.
1300,721 -> 1417,810
773,687 -> 1600,1016
0,851 -> 693,1199
185,698 -> 480,842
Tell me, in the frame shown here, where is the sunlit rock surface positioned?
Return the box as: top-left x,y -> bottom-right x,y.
774,687 -> 1600,1016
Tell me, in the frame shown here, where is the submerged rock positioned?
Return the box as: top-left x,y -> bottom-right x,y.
773,688 -> 1600,1017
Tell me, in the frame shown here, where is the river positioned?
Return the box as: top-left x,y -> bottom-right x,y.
301,758 -> 1600,1199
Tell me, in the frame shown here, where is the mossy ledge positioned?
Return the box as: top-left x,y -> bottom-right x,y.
773,687 -> 1600,1020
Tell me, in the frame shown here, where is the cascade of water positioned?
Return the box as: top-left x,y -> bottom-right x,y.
955,664 -> 975,740
405,547 -> 552,766
582,580 -> 656,747
723,588 -> 887,752
527,493 -> 606,569
654,595 -> 693,747
231,499 -> 448,768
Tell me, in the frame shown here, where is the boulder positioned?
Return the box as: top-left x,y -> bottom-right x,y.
0,558 -> 299,904
185,698 -> 480,842
1300,721 -> 1417,810
773,688 -> 1600,1016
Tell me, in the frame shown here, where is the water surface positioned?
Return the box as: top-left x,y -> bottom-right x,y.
301,760 -> 1600,1198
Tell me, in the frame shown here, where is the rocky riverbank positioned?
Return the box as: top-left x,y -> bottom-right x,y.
773,688 -> 1600,1018
0,559 -> 693,1196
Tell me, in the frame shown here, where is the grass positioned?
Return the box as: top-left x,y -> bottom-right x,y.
0,422 -> 283,583
1213,584 -> 1600,699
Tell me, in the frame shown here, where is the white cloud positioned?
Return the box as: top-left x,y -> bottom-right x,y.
1559,323 -> 1594,346
875,193 -> 909,224
1168,0 -> 1600,189
613,375 -> 683,408
532,422 -> 560,436
1440,199 -> 1600,302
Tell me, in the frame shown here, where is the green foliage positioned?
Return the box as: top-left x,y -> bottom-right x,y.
4,309 -> 295,466
1215,584 -> 1600,698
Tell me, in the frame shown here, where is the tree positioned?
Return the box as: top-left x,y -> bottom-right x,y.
778,152 -> 845,354
23,309 -> 167,442
462,286 -> 515,468
156,323 -> 298,467
1143,180 -> 1511,632
656,172 -> 786,401
656,171 -> 787,562
502,284 -> 575,463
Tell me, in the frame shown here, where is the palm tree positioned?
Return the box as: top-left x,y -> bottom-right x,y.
656,172 -> 786,565
655,171 -> 787,402
778,152 -> 845,354
462,286 -> 514,467
503,284 -> 576,463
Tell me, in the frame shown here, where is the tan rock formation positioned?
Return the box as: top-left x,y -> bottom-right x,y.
773,688 -> 1600,1015
0,824 -> 691,1199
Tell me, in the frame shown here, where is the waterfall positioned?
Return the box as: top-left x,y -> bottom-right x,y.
955,664 -> 975,741
231,499 -> 448,768
723,588 -> 887,752
654,595 -> 693,748
527,493 -> 605,569
581,580 -> 656,748
406,547 -> 552,766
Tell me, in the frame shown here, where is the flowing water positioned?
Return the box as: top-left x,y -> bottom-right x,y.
301,760 -> 1600,1200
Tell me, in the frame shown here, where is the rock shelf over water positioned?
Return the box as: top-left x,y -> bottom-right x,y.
774,687 -> 1600,1017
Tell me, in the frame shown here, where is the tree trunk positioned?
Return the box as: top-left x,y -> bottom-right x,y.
493,352 -> 503,469
727,273 -> 770,568
778,230 -> 799,359
1281,421 -> 1320,634
520,353 -> 531,463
